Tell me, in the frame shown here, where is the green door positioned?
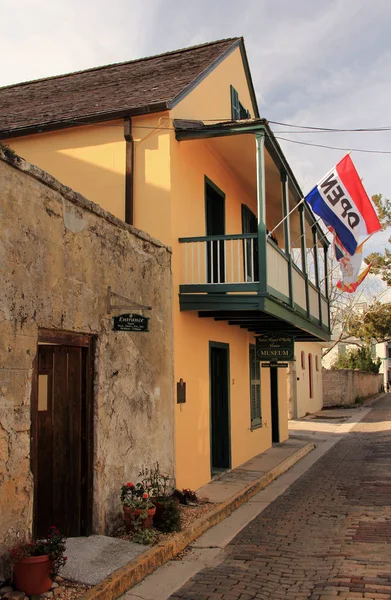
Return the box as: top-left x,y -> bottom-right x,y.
210,343 -> 231,473
205,179 -> 225,283
270,367 -> 280,443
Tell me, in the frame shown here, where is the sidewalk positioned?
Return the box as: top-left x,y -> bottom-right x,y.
64,438 -> 314,600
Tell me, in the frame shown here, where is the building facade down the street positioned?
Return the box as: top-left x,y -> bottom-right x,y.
0,37 -> 331,495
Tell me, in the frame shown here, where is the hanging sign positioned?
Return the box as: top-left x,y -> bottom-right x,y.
256,334 -> 294,361
113,313 -> 149,332
261,362 -> 289,368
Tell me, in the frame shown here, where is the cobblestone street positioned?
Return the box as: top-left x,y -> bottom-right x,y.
170,396 -> 391,600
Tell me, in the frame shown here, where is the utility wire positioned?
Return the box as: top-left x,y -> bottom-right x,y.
272,135 -> 391,155
268,120 -> 391,132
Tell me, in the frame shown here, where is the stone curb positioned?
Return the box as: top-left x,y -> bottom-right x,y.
79,442 -> 315,600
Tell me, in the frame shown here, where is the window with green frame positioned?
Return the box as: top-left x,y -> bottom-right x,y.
231,85 -> 251,121
249,345 -> 261,428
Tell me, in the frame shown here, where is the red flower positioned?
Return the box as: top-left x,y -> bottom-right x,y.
126,482 -> 134,488
142,492 -> 148,499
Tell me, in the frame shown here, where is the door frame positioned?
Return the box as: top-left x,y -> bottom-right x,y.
209,341 -> 231,475
270,366 -> 280,443
204,175 -> 226,232
30,329 -> 94,537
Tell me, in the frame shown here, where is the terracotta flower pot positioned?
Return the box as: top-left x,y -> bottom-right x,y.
13,554 -> 52,595
123,505 -> 156,532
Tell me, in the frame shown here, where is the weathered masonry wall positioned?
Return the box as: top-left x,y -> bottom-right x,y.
322,369 -> 383,406
0,148 -> 174,565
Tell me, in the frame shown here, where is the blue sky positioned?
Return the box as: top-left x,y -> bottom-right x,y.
1,0 -> 390,253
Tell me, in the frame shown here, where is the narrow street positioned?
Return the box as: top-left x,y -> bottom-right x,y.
169,396 -> 391,600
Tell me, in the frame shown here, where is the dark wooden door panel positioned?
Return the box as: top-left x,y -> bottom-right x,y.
210,346 -> 230,471
35,343 -> 85,537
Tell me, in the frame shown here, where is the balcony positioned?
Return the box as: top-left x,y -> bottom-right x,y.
178,234 -> 330,342
175,118 -> 331,342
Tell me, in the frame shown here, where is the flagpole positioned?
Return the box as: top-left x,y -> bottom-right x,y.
267,197 -> 306,237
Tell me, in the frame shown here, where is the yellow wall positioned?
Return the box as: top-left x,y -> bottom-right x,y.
132,113 -> 172,242
8,121 -> 126,220
171,46 -> 255,122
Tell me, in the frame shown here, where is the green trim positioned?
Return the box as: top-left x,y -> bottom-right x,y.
256,133 -> 267,294
267,286 -> 290,305
281,171 -> 294,308
209,341 -> 232,474
178,293 -> 331,340
175,121 -> 266,141
238,40 -> 260,119
266,238 -> 289,262
263,131 -> 328,247
179,233 -> 256,243
180,283 -> 259,293
249,344 -> 262,430
205,175 -> 226,202
262,296 -> 329,341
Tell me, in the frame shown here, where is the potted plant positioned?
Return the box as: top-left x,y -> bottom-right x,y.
8,526 -> 67,595
139,464 -> 181,532
121,482 -> 156,532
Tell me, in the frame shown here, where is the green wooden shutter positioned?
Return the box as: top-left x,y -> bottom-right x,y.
249,345 -> 261,428
231,85 -> 240,120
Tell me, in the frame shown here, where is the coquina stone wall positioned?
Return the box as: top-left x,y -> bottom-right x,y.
0,148 -> 174,568
322,369 -> 383,406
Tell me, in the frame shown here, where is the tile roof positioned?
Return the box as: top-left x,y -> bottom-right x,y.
0,38 -> 241,137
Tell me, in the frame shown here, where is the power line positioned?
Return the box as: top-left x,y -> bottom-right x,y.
272,135 -> 391,155
269,120 -> 391,132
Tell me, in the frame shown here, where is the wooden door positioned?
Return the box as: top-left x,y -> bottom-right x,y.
205,180 -> 225,283
32,342 -> 91,537
210,343 -> 230,473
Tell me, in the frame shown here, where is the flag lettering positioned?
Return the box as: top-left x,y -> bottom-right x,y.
320,172 -> 359,229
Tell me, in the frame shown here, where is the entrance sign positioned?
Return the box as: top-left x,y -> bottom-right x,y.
256,334 -> 294,361
113,313 -> 149,332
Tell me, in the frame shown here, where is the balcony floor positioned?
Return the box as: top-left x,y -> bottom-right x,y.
180,293 -> 330,342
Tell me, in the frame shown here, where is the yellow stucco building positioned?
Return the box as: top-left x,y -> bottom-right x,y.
1,37 -> 330,492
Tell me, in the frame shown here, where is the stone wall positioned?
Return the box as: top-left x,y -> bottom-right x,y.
322,369 -> 383,406
0,148 -> 174,566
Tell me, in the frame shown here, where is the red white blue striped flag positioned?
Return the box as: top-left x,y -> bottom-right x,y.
305,155 -> 381,255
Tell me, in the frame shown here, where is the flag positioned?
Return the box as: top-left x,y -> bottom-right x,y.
335,239 -> 364,289
336,261 -> 372,293
305,155 -> 381,255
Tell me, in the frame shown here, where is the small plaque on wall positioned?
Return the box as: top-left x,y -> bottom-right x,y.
113,313 -> 149,332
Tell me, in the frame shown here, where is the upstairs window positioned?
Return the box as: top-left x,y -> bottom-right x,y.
231,85 -> 251,121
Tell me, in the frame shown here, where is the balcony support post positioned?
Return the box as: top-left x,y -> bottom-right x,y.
281,169 -> 294,308
256,132 -> 267,295
299,203 -> 310,317
313,226 -> 322,326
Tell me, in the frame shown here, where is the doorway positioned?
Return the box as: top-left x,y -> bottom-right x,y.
270,366 -> 280,443
209,343 -> 231,474
31,330 -> 93,538
205,178 -> 225,283
241,204 -> 259,281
